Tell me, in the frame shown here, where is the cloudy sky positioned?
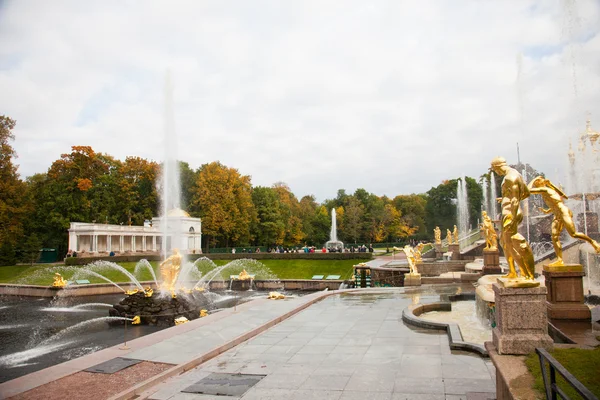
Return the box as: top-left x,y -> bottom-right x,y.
1,0 -> 599,201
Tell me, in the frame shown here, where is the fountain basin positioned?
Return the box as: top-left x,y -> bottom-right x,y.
402,297 -> 488,356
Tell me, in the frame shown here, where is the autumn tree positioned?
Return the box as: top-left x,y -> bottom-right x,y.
0,116 -> 27,265
116,156 -> 159,225
394,194 -> 428,239
190,162 -> 255,249
272,182 -> 304,246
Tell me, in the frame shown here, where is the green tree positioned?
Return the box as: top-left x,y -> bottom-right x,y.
23,233 -> 42,265
0,116 -> 28,256
251,186 -> 284,246
424,179 -> 457,234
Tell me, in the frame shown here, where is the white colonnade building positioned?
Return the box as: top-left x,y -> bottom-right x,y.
68,208 -> 202,256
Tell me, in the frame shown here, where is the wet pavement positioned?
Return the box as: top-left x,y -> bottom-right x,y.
140,286 -> 496,400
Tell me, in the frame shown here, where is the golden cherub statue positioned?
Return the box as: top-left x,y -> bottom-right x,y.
402,245 -> 419,275
160,248 -> 182,294
434,226 -> 441,244
528,176 -> 600,266
480,211 -> 498,250
490,157 -> 536,283
453,225 -> 459,244
446,229 -> 453,244
52,272 -> 67,287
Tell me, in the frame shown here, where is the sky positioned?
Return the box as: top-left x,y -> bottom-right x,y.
1,0 -> 599,202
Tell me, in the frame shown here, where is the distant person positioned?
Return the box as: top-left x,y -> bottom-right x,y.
232,248 -> 236,254
109,251 -> 115,257
255,247 -> 260,253
66,249 -> 73,257
72,251 -> 77,257
322,247 -> 327,253
368,244 -> 374,253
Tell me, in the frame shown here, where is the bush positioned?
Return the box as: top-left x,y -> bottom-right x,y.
65,254 -> 162,266
0,241 -> 17,266
189,252 -> 373,262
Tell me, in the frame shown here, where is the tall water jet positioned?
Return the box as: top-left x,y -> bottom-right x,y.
159,71 -> 183,258
325,208 -> 344,251
490,172 -> 498,221
481,179 -> 489,216
456,177 -> 470,244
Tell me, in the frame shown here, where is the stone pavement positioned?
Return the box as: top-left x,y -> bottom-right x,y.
139,287 -> 496,400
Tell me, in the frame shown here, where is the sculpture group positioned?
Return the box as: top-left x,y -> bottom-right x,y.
489,156 -> 600,285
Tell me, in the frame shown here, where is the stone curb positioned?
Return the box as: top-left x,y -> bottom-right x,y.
402,301 -> 488,357
107,288 -> 382,400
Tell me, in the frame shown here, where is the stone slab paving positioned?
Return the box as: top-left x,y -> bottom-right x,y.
140,288 -> 495,400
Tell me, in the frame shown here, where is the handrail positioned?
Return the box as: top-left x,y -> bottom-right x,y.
536,348 -> 598,400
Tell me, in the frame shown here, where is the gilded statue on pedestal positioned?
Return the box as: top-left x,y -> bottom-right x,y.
52,273 -> 67,287
528,176 -> 600,266
402,245 -> 419,275
480,211 -> 498,250
160,248 -> 182,294
490,157 -> 536,284
434,226 -> 441,244
453,225 -> 459,245
446,229 -> 453,244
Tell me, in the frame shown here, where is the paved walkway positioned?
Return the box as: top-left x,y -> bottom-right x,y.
1,286 -> 495,400
139,287 -> 495,400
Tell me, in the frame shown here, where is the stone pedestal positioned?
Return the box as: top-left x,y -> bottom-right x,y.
434,243 -> 443,260
542,264 -> 591,321
404,273 -> 421,286
492,283 -> 553,355
482,248 -> 502,275
448,244 -> 460,260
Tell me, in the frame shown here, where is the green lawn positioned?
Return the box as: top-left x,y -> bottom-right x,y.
0,258 -> 357,285
526,346 -> 600,398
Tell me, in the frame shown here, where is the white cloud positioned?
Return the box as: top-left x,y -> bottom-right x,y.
0,0 -> 599,201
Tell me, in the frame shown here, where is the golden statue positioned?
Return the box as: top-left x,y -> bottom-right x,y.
453,225 -> 459,244
480,211 -> 498,250
131,316 -> 141,325
490,157 -> 536,283
200,309 -> 208,317
52,273 -> 67,287
446,229 -> 453,244
237,269 -> 252,281
434,226 -> 441,244
174,316 -> 189,325
268,291 -> 285,300
160,248 -> 182,294
414,242 -> 429,263
402,245 -> 419,275
528,176 -> 600,266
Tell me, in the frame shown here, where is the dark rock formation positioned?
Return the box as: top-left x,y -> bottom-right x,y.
109,291 -> 210,327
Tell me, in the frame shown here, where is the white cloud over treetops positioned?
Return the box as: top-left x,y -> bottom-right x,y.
0,0 -> 598,201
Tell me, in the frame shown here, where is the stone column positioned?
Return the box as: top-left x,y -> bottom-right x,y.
542,264 -> 590,321
92,235 -> 97,253
482,248 -> 502,275
120,235 -> 124,252
492,283 -> 553,355
69,232 -> 78,252
434,243 -> 443,260
404,273 -> 421,286
142,236 -> 147,252
132,236 -> 136,252
107,235 -> 111,252
448,243 -> 460,260
152,236 -> 157,252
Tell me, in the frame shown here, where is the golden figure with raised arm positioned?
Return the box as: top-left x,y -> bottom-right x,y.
160,248 -> 182,294
490,157 -> 535,281
434,226 -> 442,244
528,176 -> 600,266
480,211 -> 498,250
446,229 -> 453,244
453,225 -> 459,244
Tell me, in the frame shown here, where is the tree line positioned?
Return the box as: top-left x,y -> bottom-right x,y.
1,115 -> 504,265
